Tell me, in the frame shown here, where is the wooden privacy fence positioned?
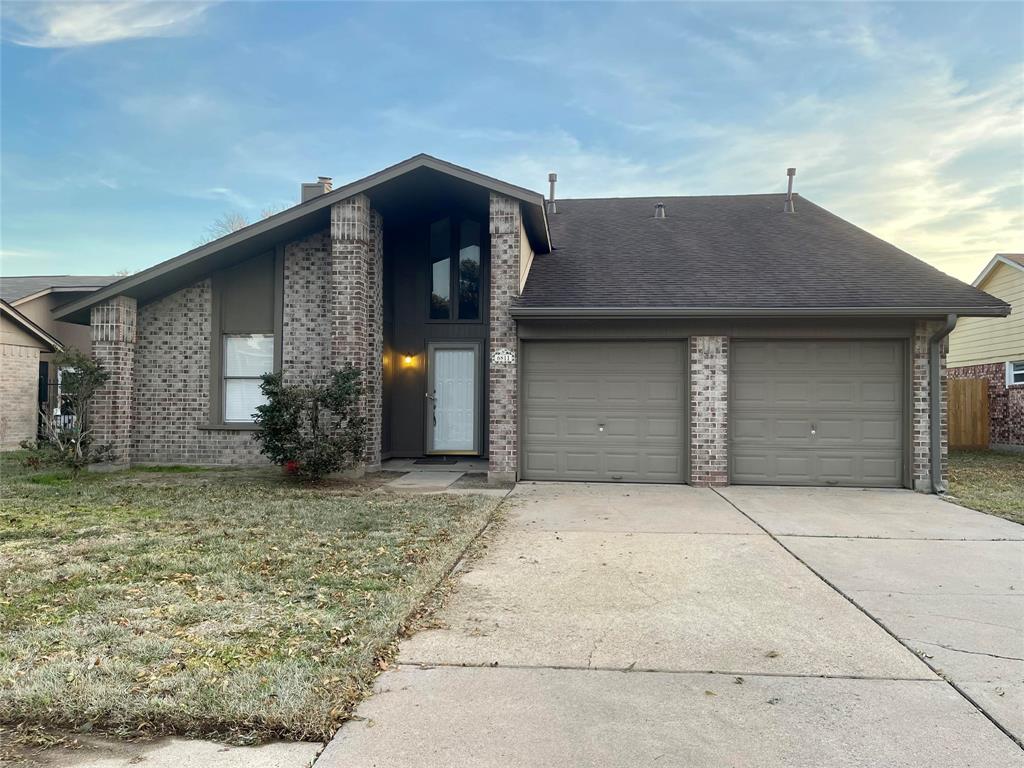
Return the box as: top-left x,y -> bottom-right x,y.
948,378 -> 990,449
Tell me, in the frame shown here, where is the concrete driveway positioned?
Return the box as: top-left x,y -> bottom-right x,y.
719,486 -> 1024,744
318,483 -> 1023,767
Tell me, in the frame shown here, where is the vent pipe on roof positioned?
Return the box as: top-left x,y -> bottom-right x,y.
784,167 -> 796,213
654,202 -> 666,219
301,176 -> 333,203
547,173 -> 557,214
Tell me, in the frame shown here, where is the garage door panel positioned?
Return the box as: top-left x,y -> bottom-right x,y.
565,452 -> 600,474
861,341 -> 901,366
862,381 -> 900,405
564,380 -> 600,403
731,340 -> 904,487
861,417 -> 900,442
523,341 -> 687,483
525,416 -> 559,437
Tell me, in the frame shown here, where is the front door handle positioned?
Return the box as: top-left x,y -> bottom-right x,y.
810,423 -> 817,437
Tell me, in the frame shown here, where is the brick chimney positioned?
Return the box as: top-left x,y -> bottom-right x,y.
301,176 -> 333,203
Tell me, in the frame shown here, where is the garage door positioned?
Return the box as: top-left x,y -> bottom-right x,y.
522,341 -> 687,483
730,340 -> 904,487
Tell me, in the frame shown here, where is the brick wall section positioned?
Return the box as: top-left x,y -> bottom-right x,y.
488,193 -> 521,483
283,230 -> 331,385
132,281 -> 264,465
0,344 -> 40,450
367,209 -> 384,467
330,194 -> 383,469
948,362 -> 1024,448
911,320 -> 949,490
90,296 -> 137,466
689,336 -> 729,486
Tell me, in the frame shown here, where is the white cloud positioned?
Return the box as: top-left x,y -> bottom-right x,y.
0,247 -> 57,273
2,1 -> 212,48
488,9 -> 1024,282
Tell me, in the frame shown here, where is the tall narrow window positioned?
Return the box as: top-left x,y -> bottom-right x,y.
458,219 -> 481,320
429,218 -> 451,319
223,334 -> 274,422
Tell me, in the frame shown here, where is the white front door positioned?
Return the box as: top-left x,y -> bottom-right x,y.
429,346 -> 477,453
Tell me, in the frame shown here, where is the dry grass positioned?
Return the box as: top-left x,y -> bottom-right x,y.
948,450 -> 1024,525
0,455 -> 498,744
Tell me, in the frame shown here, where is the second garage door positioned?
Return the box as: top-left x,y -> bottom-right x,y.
730,340 -> 905,487
522,341 -> 687,483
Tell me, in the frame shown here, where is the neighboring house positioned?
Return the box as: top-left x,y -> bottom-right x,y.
53,154 -> 1009,491
0,300 -> 62,450
947,254 -> 1024,451
0,275 -> 118,427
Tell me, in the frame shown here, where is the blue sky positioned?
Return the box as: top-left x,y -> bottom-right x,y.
1,1 -> 1021,282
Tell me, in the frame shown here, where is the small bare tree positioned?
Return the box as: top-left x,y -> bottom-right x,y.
38,349 -> 112,470
197,211 -> 250,245
196,207 -> 284,246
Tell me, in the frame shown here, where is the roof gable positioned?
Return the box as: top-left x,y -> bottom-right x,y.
973,253 -> 1024,288
0,300 -> 63,351
55,154 -> 549,323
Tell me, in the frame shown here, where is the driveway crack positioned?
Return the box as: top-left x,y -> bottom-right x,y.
909,638 -> 1024,663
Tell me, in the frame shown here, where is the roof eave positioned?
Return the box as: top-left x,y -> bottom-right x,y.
12,285 -> 111,306
510,305 -> 1012,320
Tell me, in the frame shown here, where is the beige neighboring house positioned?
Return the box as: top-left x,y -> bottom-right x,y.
0,300 -> 62,450
947,254 -> 1024,450
0,276 -> 117,449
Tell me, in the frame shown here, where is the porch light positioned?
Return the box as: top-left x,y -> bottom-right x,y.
401,354 -> 416,367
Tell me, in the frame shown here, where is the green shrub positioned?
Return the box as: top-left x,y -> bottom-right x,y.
253,366 -> 366,481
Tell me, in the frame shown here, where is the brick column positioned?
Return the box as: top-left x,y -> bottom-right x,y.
911,320 -> 948,492
488,193 -> 521,484
90,296 -> 137,467
330,194 -> 383,470
689,336 -> 729,486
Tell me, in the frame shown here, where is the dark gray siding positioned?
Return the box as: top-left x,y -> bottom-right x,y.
384,211 -> 490,457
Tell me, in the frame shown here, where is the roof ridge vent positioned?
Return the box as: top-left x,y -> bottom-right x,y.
654,202 -> 666,219
784,168 -> 796,213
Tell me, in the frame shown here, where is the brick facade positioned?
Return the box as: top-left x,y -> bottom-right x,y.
0,343 -> 40,450
911,320 -> 949,491
330,194 -> 384,470
488,193 -> 521,483
132,281 -> 264,465
90,296 -> 137,466
689,336 -> 729,486
282,230 -> 331,386
948,362 -> 1024,449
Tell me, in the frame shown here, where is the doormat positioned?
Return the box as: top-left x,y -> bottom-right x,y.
414,456 -> 459,465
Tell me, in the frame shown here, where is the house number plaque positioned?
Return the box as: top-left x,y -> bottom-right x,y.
491,348 -> 516,365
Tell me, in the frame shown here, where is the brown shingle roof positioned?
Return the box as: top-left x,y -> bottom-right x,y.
519,194 -> 1009,316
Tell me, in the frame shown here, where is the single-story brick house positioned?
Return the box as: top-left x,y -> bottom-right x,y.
947,253 -> 1024,451
0,275 -> 118,437
0,300 -> 62,450
54,155 -> 1009,491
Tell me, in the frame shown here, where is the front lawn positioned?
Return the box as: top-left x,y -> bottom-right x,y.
0,456 -> 499,744
948,449 -> 1024,525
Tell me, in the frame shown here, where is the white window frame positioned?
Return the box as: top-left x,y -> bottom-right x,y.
223,333 -> 274,423
1007,360 -> 1024,387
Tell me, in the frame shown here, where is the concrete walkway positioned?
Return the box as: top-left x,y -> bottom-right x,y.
318,483 -> 1024,767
